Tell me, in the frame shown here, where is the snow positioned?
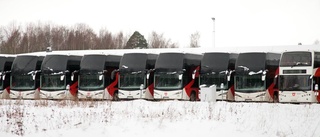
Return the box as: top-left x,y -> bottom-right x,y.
0,100 -> 319,137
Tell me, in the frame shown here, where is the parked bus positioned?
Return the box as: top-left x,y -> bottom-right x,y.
234,52 -> 280,102
0,55 -> 15,99
39,53 -> 82,100
9,53 -> 45,99
153,53 -> 202,101
78,54 -> 121,100
117,53 -> 158,100
199,52 -> 238,101
278,51 -> 320,103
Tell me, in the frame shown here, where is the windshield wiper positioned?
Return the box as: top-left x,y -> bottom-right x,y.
131,71 -> 142,74
167,71 -> 177,74
291,62 -> 308,68
291,62 -> 302,68
238,66 -> 249,71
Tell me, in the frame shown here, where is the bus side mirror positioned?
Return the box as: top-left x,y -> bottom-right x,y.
262,75 -> 266,81
99,75 -> 103,80
192,70 -> 197,79
147,73 -> 150,80
179,74 -> 183,80
32,75 -> 36,81
315,84 -> 318,91
227,75 -> 230,81
111,70 -> 118,80
71,74 -> 74,81
2,75 -> 5,80
262,70 -> 267,81
60,75 -> 65,81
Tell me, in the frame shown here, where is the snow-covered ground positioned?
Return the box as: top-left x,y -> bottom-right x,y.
0,100 -> 319,137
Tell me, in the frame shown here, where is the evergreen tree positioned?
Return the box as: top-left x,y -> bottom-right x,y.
125,31 -> 148,49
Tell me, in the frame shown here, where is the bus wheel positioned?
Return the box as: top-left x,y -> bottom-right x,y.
190,92 -> 196,101
113,91 -> 119,101
273,93 -> 279,103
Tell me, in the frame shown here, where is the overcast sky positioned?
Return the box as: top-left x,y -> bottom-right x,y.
0,0 -> 319,48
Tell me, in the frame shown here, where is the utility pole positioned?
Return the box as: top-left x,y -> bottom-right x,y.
212,17 -> 215,48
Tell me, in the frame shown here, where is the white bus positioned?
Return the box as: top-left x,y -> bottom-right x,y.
39,52 -> 82,100
153,52 -> 202,101
117,53 -> 158,100
199,52 -> 238,101
10,53 -> 45,99
0,55 -> 15,99
78,54 -> 121,100
278,50 -> 320,103
234,52 -> 281,102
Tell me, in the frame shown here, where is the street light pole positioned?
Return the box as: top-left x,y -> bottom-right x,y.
212,17 -> 215,48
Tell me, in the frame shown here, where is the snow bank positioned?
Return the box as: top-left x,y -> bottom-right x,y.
0,100 -> 319,137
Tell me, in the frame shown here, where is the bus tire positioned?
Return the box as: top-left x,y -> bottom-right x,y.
273,92 -> 279,103
190,91 -> 196,101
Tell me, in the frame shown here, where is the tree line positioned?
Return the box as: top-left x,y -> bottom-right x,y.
0,22 -> 200,54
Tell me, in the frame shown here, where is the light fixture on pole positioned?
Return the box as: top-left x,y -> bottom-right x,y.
212,17 -> 215,48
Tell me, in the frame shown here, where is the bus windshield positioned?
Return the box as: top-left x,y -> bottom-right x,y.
11,75 -> 35,90
235,75 -> 265,91
200,73 -> 227,90
79,74 -> 104,90
154,73 -> 182,89
12,56 -> 39,74
279,75 -> 311,91
41,75 -> 65,90
119,73 -> 145,89
280,52 -> 312,67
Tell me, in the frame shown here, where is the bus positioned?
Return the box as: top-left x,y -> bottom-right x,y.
117,53 -> 158,100
234,52 -> 280,102
199,52 -> 238,101
0,55 -> 15,99
153,52 -> 202,101
10,53 -> 45,99
39,53 -> 82,100
78,54 -> 121,100
278,51 -> 320,103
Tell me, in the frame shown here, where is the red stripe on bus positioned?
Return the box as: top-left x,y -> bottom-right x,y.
107,72 -> 119,97
148,83 -> 154,96
315,68 -> 320,77
70,81 -> 78,96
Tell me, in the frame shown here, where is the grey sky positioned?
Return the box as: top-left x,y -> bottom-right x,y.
0,0 -> 319,48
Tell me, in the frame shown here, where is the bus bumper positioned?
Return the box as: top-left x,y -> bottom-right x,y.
78,90 -> 104,100
10,89 -> 38,99
39,90 -> 68,100
234,91 -> 267,102
279,91 -> 316,103
154,89 -> 186,100
118,89 -> 146,99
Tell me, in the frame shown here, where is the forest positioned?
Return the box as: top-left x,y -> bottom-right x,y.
0,22 -> 201,54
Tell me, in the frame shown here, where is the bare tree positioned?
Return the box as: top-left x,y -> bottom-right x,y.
51,25 -> 68,50
1,22 -> 22,54
98,29 -> 114,49
148,31 -> 178,48
113,31 -> 127,49
189,31 -> 200,48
